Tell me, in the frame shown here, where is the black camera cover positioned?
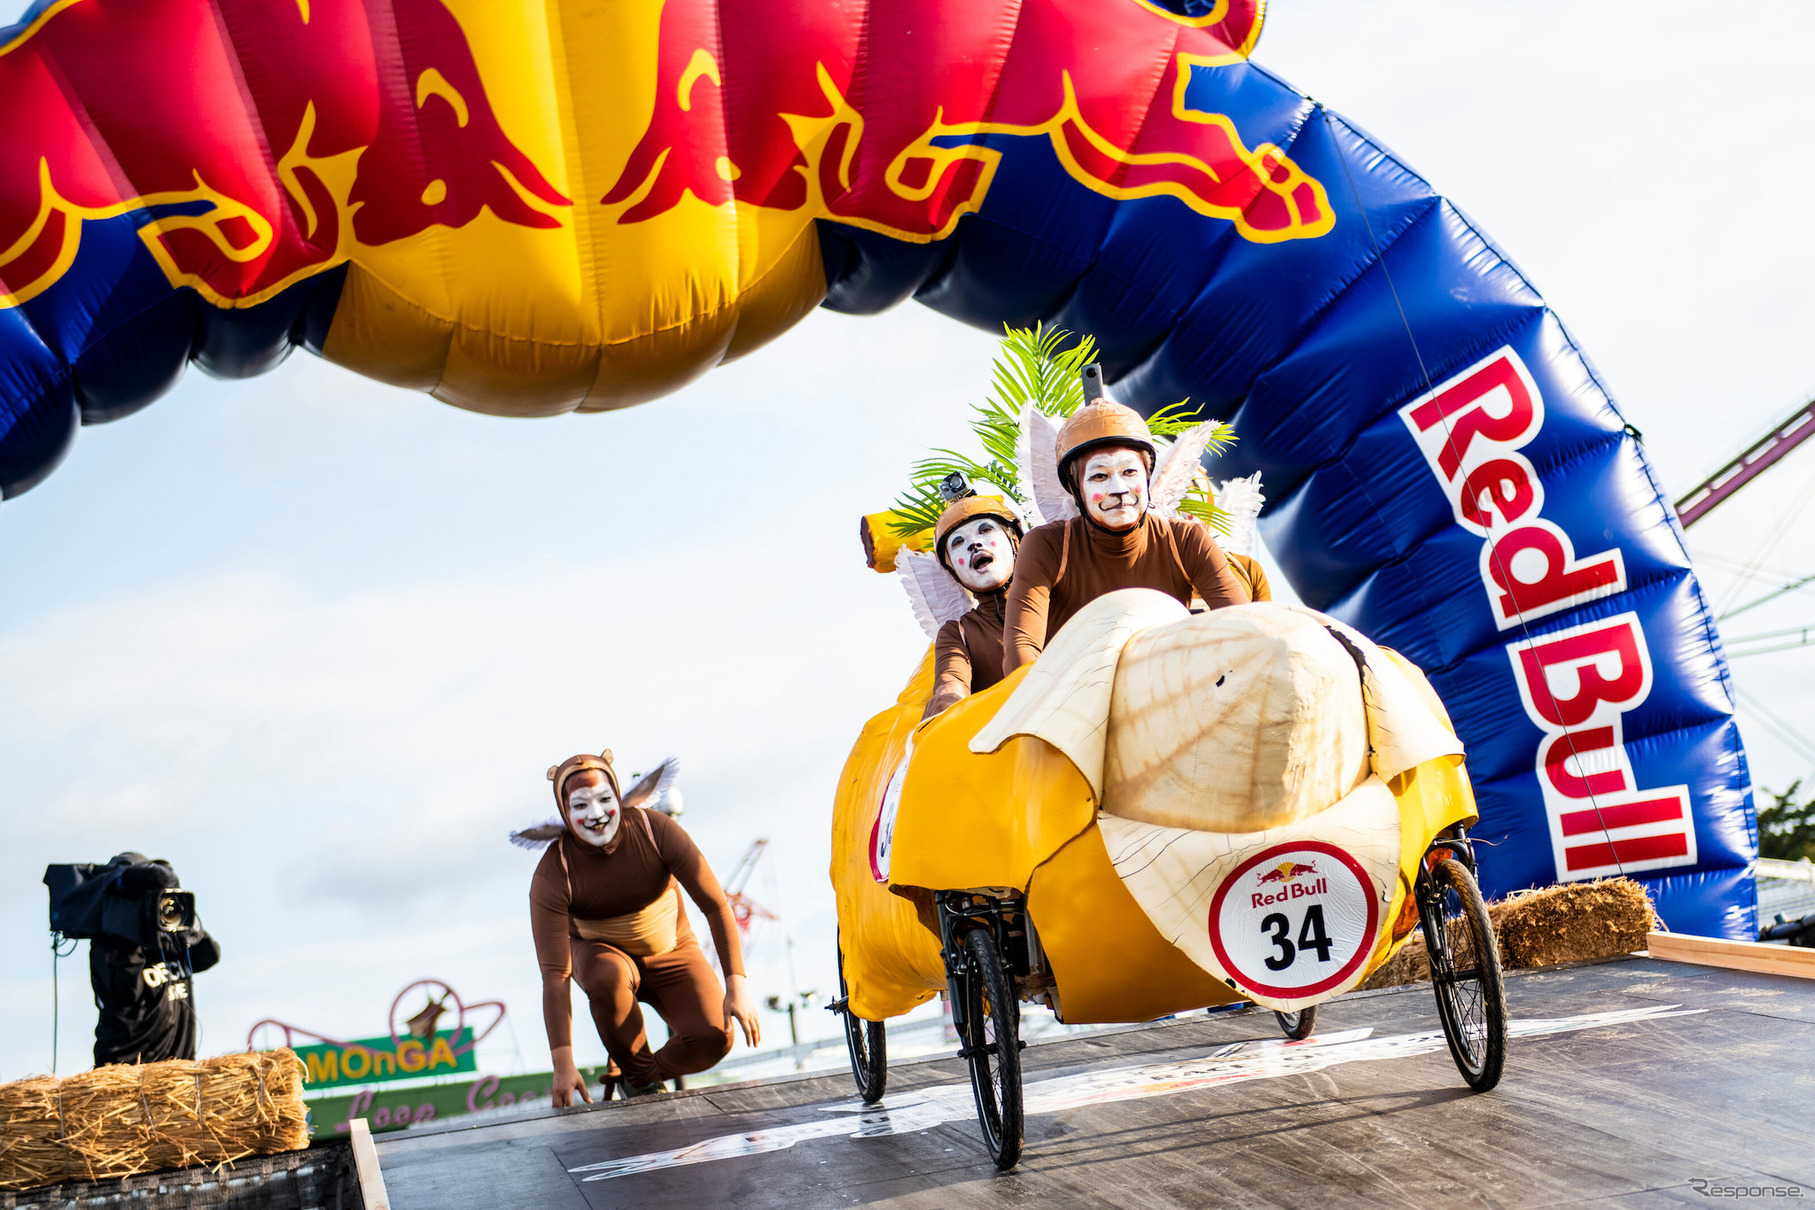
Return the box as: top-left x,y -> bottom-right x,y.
44,853 -> 183,944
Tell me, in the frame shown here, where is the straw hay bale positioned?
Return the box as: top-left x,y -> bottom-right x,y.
0,1050 -> 307,1192
1360,877 -> 1659,992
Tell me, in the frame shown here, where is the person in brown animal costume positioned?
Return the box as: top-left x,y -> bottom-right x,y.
513,751 -> 759,1102
1005,397 -> 1246,671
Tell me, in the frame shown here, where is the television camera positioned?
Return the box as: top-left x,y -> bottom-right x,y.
44,853 -> 196,948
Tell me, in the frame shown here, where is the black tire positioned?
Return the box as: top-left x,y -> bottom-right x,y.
1420,857 -> 1507,1092
837,940 -> 888,1103
1275,1004 -> 1317,1040
960,928 -> 1024,1170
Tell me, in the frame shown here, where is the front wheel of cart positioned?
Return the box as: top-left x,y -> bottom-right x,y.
960,928 -> 1024,1170
836,939 -> 887,1103
1420,856 -> 1507,1092
1274,1005 -> 1317,1040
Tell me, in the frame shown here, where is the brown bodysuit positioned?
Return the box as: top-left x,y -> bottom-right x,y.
925,589 -> 1008,719
530,808 -> 744,1086
1004,513 -> 1244,672
1225,553 -> 1272,603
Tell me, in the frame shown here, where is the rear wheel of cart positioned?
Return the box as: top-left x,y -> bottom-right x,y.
1420,856 -> 1507,1091
836,938 -> 887,1103
960,928 -> 1024,1170
1274,1005 -> 1316,1040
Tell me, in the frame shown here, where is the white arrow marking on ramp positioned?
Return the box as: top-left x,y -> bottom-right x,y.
568,1005 -> 1700,1181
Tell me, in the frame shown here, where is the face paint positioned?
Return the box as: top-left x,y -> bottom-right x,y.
565,772 -> 622,848
1080,448 -> 1149,531
945,517 -> 1016,592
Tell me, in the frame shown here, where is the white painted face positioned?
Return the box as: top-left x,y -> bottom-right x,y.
1079,447 -> 1149,531
944,517 -> 1016,592
564,771 -> 622,848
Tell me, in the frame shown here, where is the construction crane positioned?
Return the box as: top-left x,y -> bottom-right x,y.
1670,391 -> 1815,788
1675,395 -> 1815,528
1665,390 -> 1815,663
722,838 -> 777,941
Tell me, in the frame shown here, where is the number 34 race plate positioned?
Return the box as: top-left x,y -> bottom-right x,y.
1207,841 -> 1380,1001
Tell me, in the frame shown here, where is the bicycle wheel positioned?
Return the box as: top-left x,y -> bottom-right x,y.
1275,1004 -> 1317,1040
1421,857 -> 1507,1092
960,928 -> 1024,1170
837,939 -> 887,1103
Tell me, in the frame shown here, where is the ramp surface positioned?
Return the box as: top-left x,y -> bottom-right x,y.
375,957 -> 1815,1208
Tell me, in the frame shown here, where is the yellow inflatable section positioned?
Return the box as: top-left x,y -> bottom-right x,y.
832,643 -> 1478,1025
830,651 -> 946,1021
320,0 -> 827,417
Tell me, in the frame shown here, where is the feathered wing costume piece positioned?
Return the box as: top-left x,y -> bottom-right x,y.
1213,472 -> 1266,557
1149,420 -> 1225,518
508,755 -> 681,848
622,756 -> 680,811
897,549 -> 975,641
1017,404 -> 1076,524
509,819 -> 566,850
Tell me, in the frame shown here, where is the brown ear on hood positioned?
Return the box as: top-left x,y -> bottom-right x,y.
621,756 -> 679,811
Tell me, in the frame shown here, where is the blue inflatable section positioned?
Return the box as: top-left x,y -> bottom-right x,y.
0,202 -> 344,497
0,32 -> 1757,935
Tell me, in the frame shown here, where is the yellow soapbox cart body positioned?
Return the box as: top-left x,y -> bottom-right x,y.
827,593 -> 1508,1168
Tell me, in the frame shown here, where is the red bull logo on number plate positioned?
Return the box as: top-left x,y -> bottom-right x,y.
1254,860 -> 1321,886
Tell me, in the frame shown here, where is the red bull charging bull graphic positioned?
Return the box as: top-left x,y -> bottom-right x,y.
0,0 -> 1756,936
603,0 -> 1324,243
1254,860 -> 1321,888
0,0 -> 567,310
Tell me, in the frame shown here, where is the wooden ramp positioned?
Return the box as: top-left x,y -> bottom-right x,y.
374,955 -> 1815,1209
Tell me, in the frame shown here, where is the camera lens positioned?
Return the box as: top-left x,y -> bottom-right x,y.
155,891 -> 193,933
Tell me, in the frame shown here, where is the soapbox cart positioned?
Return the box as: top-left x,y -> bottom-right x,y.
826,596 -> 1508,1169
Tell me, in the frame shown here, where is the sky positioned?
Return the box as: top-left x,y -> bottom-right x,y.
3,0 -> 1814,1083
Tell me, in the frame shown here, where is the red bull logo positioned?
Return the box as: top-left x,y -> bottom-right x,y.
1251,860 -> 1325,907
603,0 -> 1329,244
1255,859 -> 1320,885
0,0 -> 569,309
1398,347 -> 1696,882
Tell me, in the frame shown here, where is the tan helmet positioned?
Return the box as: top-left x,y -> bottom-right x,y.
932,496 -> 1023,573
1055,399 -> 1156,488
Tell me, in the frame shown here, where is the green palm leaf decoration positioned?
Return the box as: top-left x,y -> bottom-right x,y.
889,324 -> 1237,538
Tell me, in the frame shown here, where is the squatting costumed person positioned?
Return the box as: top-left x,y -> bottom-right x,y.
1005,395 -> 1248,670
513,751 -> 760,1103
924,492 -> 1024,719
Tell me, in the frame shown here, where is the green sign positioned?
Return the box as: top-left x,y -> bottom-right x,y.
293,1029 -> 475,1091
305,1067 -> 612,1137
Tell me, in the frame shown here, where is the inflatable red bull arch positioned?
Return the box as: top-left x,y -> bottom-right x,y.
0,0 -> 1757,935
